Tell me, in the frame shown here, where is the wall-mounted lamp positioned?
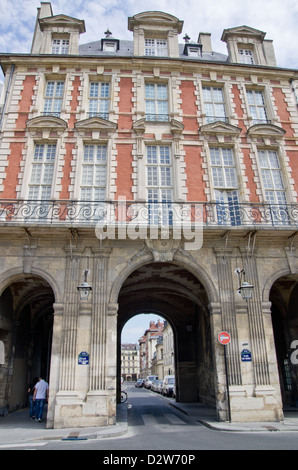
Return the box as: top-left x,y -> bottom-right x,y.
77,269 -> 92,300
235,268 -> 254,300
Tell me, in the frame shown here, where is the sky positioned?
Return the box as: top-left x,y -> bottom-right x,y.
0,0 -> 298,70
121,313 -> 164,344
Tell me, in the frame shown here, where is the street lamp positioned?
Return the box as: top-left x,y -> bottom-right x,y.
77,269 -> 92,300
235,268 -> 254,300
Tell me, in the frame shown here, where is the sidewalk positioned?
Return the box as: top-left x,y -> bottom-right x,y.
1,402 -> 298,446
171,402 -> 298,432
0,403 -> 128,446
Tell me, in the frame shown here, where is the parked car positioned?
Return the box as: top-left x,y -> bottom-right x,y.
145,375 -> 158,389
135,379 -> 145,388
161,375 -> 175,396
151,379 -> 160,392
156,380 -> 163,394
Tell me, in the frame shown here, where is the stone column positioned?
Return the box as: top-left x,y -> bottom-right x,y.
88,247 -> 111,392
243,256 -> 270,386
85,246 -> 113,424
241,255 -> 283,421
215,249 -> 242,386
58,247 -> 82,392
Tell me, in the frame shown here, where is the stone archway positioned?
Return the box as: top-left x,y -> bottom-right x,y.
116,261 -> 215,406
0,273 -> 55,415
270,273 -> 298,407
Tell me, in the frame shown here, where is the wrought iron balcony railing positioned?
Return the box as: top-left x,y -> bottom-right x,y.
88,112 -> 109,120
0,199 -> 297,229
145,114 -> 170,122
205,116 -> 229,124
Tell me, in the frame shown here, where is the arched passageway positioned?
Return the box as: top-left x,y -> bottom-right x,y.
270,274 -> 298,407
0,274 -> 55,415
117,262 -> 215,406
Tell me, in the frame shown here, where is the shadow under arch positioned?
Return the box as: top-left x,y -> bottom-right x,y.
262,267 -> 292,303
109,249 -> 218,308
0,266 -> 61,305
0,269 -> 56,416
268,270 -> 298,407
116,258 -> 216,406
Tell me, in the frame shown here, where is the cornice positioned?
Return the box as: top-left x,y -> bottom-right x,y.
1,53 -> 298,78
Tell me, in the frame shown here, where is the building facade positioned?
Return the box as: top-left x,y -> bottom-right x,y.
1,3 -> 298,428
138,320 -> 164,378
121,343 -> 140,381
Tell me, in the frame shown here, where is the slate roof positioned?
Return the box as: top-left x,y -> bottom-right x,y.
79,39 -> 228,62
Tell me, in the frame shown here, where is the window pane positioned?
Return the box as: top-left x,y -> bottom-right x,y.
157,84 -> 167,99
96,145 -> 107,163
147,146 -> 157,164
90,82 -> 99,97
212,167 -> 224,187
159,146 -> 171,164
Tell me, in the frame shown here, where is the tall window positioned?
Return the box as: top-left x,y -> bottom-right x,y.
146,145 -> 173,225
202,86 -> 227,124
80,145 -> 107,201
89,82 -> 110,119
246,89 -> 268,124
43,80 -> 64,117
52,38 -> 69,54
258,150 -> 286,205
238,48 -> 254,64
210,147 -> 240,225
145,38 -> 168,57
28,143 -> 56,200
145,83 -> 168,121
258,149 -> 288,224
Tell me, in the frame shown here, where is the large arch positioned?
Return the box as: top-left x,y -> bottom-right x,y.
116,260 -> 216,406
110,249 -> 219,307
0,272 -> 55,416
269,272 -> 298,408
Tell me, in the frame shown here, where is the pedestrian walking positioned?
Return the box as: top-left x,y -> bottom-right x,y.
33,377 -> 49,422
27,377 -> 38,419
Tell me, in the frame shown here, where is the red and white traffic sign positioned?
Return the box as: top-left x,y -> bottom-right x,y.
218,331 -> 231,345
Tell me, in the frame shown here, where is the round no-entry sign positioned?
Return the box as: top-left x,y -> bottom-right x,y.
218,331 -> 231,345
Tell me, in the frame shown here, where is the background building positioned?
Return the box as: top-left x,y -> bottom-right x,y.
138,320 -> 164,378
121,343 -> 140,381
0,2 -> 298,428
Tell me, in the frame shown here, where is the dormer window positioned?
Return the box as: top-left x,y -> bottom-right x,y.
183,34 -> 202,57
52,37 -> 69,54
238,47 -> 254,64
145,38 -> 168,57
186,46 -> 202,57
101,29 -> 120,53
221,26 -> 277,66
128,12 -> 182,58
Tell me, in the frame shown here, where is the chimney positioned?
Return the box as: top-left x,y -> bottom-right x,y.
31,2 -> 53,53
198,32 -> 212,53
